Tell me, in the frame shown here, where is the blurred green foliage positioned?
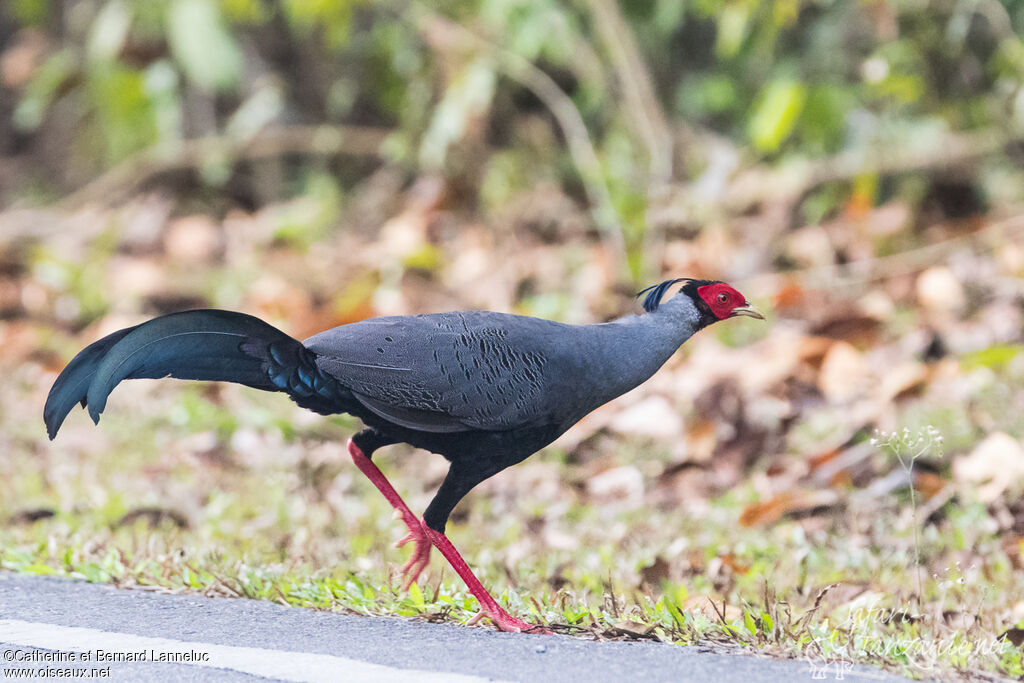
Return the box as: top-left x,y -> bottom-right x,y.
6,0 -> 1024,231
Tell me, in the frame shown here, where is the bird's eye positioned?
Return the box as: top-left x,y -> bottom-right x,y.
717,292 -> 728,304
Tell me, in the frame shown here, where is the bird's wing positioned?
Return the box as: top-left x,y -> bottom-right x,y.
303,312 -> 565,433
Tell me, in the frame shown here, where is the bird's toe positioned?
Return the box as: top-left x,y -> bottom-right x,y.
395,518 -> 432,589
470,607 -> 548,634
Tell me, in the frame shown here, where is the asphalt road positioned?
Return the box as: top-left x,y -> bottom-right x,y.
0,573 -> 915,682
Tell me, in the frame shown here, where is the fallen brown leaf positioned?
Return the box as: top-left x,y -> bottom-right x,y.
739,489 -> 840,527
914,471 -> 947,501
877,362 -> 929,404
817,341 -> 868,403
639,556 -> 670,586
718,553 -> 751,575
606,620 -> 659,640
954,433 -> 1024,503
811,314 -> 883,348
999,628 -> 1024,648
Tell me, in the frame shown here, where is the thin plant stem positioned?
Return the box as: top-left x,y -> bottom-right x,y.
873,428 -> 944,611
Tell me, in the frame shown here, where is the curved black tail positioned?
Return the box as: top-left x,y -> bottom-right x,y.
44,309 -> 342,440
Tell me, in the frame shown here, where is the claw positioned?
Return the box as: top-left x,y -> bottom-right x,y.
348,440 -> 435,596
400,552 -> 430,590
465,606 -> 546,633
391,517 -> 432,590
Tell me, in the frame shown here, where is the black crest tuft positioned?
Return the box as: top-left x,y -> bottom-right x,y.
637,278 -> 688,313
637,278 -> 721,313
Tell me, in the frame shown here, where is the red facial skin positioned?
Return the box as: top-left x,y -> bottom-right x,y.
697,283 -> 749,320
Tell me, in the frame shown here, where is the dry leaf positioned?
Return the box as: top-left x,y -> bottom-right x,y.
607,620 -> 658,639
107,256 -> 166,300
954,432 -> 1024,503
1000,628 -> 1024,648
685,419 -> 717,463
609,395 -> 682,439
877,362 -> 929,404
811,314 -> 882,348
916,266 -> 965,314
739,489 -> 839,527
913,471 -> 947,501
586,465 -> 644,508
718,553 -> 751,575
997,242 -> 1024,276
0,321 -> 42,365
164,215 -> 221,263
772,281 -> 804,310
246,275 -> 314,329
817,341 -> 868,403
786,225 -> 835,268
807,447 -> 842,473
639,556 -> 670,586
798,336 -> 836,368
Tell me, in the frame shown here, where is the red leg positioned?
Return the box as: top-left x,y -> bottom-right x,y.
347,439 -> 546,634
348,439 -> 431,589
422,526 -> 547,633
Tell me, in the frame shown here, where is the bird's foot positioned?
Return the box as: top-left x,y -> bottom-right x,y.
394,513 -> 431,590
467,607 -> 548,634
421,525 -> 550,634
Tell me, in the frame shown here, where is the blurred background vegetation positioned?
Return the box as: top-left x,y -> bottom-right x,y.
4,1 -> 1024,678
6,0 -> 1024,274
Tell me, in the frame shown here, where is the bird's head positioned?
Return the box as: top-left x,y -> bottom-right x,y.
691,281 -> 764,322
638,278 -> 765,327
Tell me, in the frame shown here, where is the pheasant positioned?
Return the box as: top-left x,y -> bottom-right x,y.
44,278 -> 763,632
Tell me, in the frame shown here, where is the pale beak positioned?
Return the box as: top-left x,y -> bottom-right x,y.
731,303 -> 765,320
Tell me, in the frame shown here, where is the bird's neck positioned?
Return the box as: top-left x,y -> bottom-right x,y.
574,297 -> 704,409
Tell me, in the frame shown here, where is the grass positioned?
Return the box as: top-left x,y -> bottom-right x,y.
3,361 -> 1024,681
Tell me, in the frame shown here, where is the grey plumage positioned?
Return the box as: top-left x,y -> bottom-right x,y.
45,279 -> 737,533
305,294 -> 703,436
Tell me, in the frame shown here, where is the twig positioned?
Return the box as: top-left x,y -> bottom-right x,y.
58,124 -> 391,211
708,596 -> 730,627
411,4 -> 627,268
795,582 -> 837,636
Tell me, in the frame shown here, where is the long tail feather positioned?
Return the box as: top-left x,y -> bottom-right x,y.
43,325 -> 139,440
44,310 -> 333,439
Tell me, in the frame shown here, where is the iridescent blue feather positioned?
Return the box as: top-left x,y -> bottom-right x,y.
636,278 -> 688,313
